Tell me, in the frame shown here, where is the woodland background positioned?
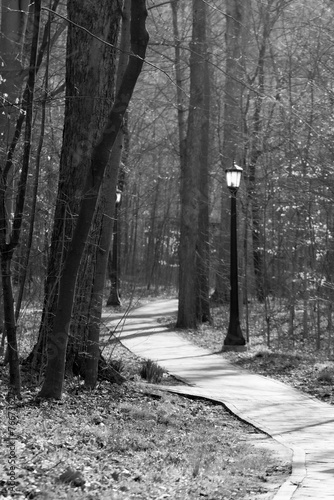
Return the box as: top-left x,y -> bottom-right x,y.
1,0 -> 334,398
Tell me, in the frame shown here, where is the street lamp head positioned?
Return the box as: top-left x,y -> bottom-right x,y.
116,189 -> 122,206
226,163 -> 243,194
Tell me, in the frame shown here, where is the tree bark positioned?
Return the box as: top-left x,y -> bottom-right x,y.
177,0 -> 207,328
213,0 -> 248,303
107,154 -> 127,305
196,45 -> 211,324
39,0 -> 149,399
15,4 -> 53,321
0,0 -> 29,140
246,4 -> 273,303
0,0 -> 40,398
31,0 -> 121,371
84,0 -> 132,388
171,0 -> 187,170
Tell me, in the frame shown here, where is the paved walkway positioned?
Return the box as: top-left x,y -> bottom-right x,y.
102,299 -> 334,499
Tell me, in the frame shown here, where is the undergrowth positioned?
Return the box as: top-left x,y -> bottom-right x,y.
140,359 -> 164,383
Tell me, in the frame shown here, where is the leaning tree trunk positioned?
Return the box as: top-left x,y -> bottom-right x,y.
84,0 -> 131,388
68,0 -> 131,389
39,0 -> 149,399
30,0 -> 121,371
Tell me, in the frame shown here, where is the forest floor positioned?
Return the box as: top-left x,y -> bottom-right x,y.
0,339 -> 291,500
1,296 -> 333,499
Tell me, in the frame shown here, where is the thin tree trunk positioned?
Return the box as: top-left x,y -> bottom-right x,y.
288,250 -> 297,349
0,0 -> 30,140
247,5 -> 273,304
171,0 -> 187,167
15,11 -> 51,321
107,199 -> 122,306
146,179 -> 160,290
130,190 -> 140,281
84,0 -> 131,388
0,0 -> 41,398
0,2 -> 61,376
197,53 -> 211,324
1,254 -> 21,397
106,117 -> 128,304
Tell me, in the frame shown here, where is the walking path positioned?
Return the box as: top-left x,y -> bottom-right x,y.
102,299 -> 334,499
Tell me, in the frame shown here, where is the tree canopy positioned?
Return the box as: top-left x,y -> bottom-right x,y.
1,0 -> 334,397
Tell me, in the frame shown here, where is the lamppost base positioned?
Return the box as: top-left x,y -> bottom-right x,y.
223,321 -> 246,352
106,292 -> 122,307
221,344 -> 247,353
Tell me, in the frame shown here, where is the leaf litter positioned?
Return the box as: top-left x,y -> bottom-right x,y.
0,336 -> 291,500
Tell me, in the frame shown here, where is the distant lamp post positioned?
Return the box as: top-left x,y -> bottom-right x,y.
223,163 -> 246,351
107,189 -> 122,306
115,189 -> 122,206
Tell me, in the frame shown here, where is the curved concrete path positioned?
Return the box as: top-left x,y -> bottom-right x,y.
102,299 -> 334,499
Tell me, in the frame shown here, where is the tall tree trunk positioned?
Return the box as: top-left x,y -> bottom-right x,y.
0,0 -> 40,398
106,116 -> 128,305
39,0 -> 149,399
84,0 -> 132,388
171,0 -> 187,169
146,176 -> 160,290
177,0 -> 207,328
246,3 -> 274,303
15,7 -> 52,321
196,51 -> 211,323
129,187 -> 140,280
213,0 -> 248,303
30,0 -> 121,371
107,196 -> 122,305
0,0 -> 29,140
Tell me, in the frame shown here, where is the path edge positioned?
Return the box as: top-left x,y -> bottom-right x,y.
150,384 -> 306,500
104,297 -> 307,500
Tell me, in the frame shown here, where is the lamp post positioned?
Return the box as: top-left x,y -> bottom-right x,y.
223,163 -> 246,351
107,189 -> 122,306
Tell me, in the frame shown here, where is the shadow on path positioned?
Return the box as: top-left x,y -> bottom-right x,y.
102,298 -> 334,500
